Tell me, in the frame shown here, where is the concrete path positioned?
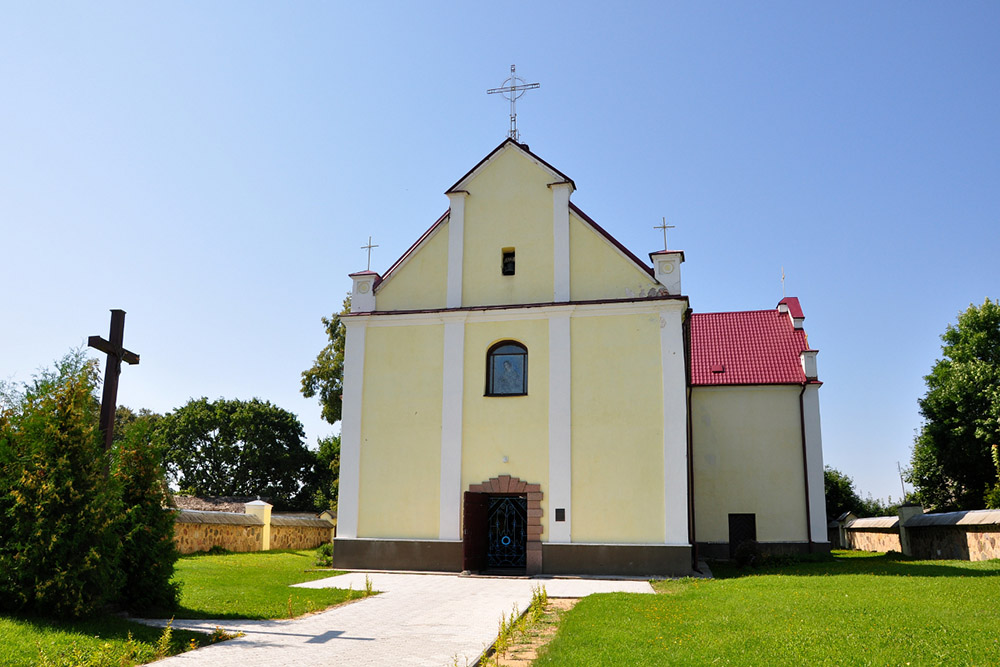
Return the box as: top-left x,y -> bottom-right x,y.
140,572 -> 653,666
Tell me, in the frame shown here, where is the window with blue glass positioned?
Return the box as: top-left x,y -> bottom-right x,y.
486,341 -> 527,396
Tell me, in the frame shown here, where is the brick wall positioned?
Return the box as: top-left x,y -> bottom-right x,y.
909,525 -> 1000,561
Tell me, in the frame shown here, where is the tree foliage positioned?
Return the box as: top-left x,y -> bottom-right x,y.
0,353 -> 181,619
159,397 -> 315,509
309,434 -> 340,513
0,352 -> 120,617
909,298 -> 1000,511
301,294 -> 350,426
113,412 -> 180,614
824,466 -> 904,519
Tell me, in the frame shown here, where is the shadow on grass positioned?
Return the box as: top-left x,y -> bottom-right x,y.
10,613 -> 208,650
709,551 -> 1000,580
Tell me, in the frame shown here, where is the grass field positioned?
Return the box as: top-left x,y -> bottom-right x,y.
164,548 -> 366,619
1,548 -> 361,666
536,551 -> 1000,666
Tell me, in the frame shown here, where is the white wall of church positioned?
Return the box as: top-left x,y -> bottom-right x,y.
460,148 -> 555,307
691,385 -> 809,544
461,319 -> 550,524
356,324 -> 444,538
569,313 -> 667,543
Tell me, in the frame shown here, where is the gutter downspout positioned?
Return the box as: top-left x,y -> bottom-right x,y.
798,383 -> 815,554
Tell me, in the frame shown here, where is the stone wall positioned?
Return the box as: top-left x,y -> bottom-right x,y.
174,517 -> 264,554
270,520 -> 335,550
171,506 -> 335,554
909,525 -> 1000,561
844,528 -> 901,553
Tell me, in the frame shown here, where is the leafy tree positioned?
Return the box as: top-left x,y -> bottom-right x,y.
0,352 -> 121,618
301,294 -> 350,426
309,434 -> 340,513
909,298 -> 1000,511
824,466 -> 865,520
159,397 -> 316,509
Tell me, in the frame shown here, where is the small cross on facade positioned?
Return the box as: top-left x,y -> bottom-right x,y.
487,65 -> 540,142
361,236 -> 378,271
654,217 -> 676,250
88,309 -> 139,455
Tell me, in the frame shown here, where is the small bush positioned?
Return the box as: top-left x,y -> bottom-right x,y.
315,543 -> 334,567
733,540 -> 762,568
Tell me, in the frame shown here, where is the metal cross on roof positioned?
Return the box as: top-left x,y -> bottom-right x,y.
781,266 -> 786,297
654,217 -> 676,250
362,236 -> 378,271
88,309 -> 139,457
487,65 -> 540,143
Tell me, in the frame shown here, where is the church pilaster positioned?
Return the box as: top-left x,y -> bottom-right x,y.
550,182 -> 573,302
660,307 -> 690,544
548,312 -> 572,543
446,191 -> 468,308
337,319 -> 367,539
439,318 -> 465,540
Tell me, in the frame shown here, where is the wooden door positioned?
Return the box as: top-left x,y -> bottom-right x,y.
463,492 -> 489,572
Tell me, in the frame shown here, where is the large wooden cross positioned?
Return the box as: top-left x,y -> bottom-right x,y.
88,309 -> 139,453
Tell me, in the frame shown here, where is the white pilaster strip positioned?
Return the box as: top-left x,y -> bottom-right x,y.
446,192 -> 467,309
660,308 -> 690,544
551,184 -> 572,302
439,320 -> 465,540
548,313 -> 572,542
802,384 -> 828,543
337,321 -> 367,539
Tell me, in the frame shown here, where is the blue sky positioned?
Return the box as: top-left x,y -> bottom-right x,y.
2,2 -> 997,503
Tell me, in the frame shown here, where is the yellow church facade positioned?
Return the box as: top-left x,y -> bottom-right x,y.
333,139 -> 828,575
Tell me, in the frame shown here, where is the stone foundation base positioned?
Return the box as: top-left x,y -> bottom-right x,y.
333,538 -> 462,571
541,543 -> 693,577
697,541 -> 832,560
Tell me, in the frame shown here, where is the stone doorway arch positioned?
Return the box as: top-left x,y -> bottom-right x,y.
465,475 -> 543,574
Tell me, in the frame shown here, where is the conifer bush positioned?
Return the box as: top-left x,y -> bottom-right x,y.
0,353 -> 120,617
0,351 -> 180,618
113,416 -> 180,614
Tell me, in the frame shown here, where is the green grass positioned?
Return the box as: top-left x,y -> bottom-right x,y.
1,547 -> 364,666
0,615 -> 210,667
167,548 -> 367,619
536,551 -> 1000,666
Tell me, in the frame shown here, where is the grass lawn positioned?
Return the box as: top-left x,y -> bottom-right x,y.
1,547 -> 363,666
536,551 -> 1000,666
0,614 -> 210,667
166,548 -> 366,619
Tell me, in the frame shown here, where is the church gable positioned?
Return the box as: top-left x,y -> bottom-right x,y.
569,208 -> 658,301
374,213 -> 450,311
458,143 -> 560,307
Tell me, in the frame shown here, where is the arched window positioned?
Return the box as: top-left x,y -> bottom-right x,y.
486,341 -> 527,396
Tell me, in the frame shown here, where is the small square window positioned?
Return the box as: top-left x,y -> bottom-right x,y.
501,249 -> 515,275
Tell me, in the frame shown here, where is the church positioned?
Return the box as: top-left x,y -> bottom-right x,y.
332,138 -> 828,576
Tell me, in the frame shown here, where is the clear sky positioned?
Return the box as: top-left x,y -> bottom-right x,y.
2,2 -> 997,503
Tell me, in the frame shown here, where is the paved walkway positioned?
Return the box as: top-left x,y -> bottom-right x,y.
141,571 -> 654,666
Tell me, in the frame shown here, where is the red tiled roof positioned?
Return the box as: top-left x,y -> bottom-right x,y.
690,305 -> 812,386
778,296 -> 804,319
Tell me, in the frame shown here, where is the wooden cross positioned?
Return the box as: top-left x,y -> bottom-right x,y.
654,217 -> 675,250
88,309 -> 139,453
361,236 -> 378,271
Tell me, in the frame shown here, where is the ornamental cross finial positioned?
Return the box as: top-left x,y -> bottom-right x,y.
654,217 -> 675,250
781,266 -> 786,297
487,65 -> 540,142
362,236 -> 378,271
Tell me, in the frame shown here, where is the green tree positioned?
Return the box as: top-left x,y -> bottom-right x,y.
824,466 -> 865,519
310,434 -> 340,512
909,298 -> 1000,511
159,397 -> 316,509
301,294 -> 350,426
0,352 -> 121,618
113,411 -> 179,614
